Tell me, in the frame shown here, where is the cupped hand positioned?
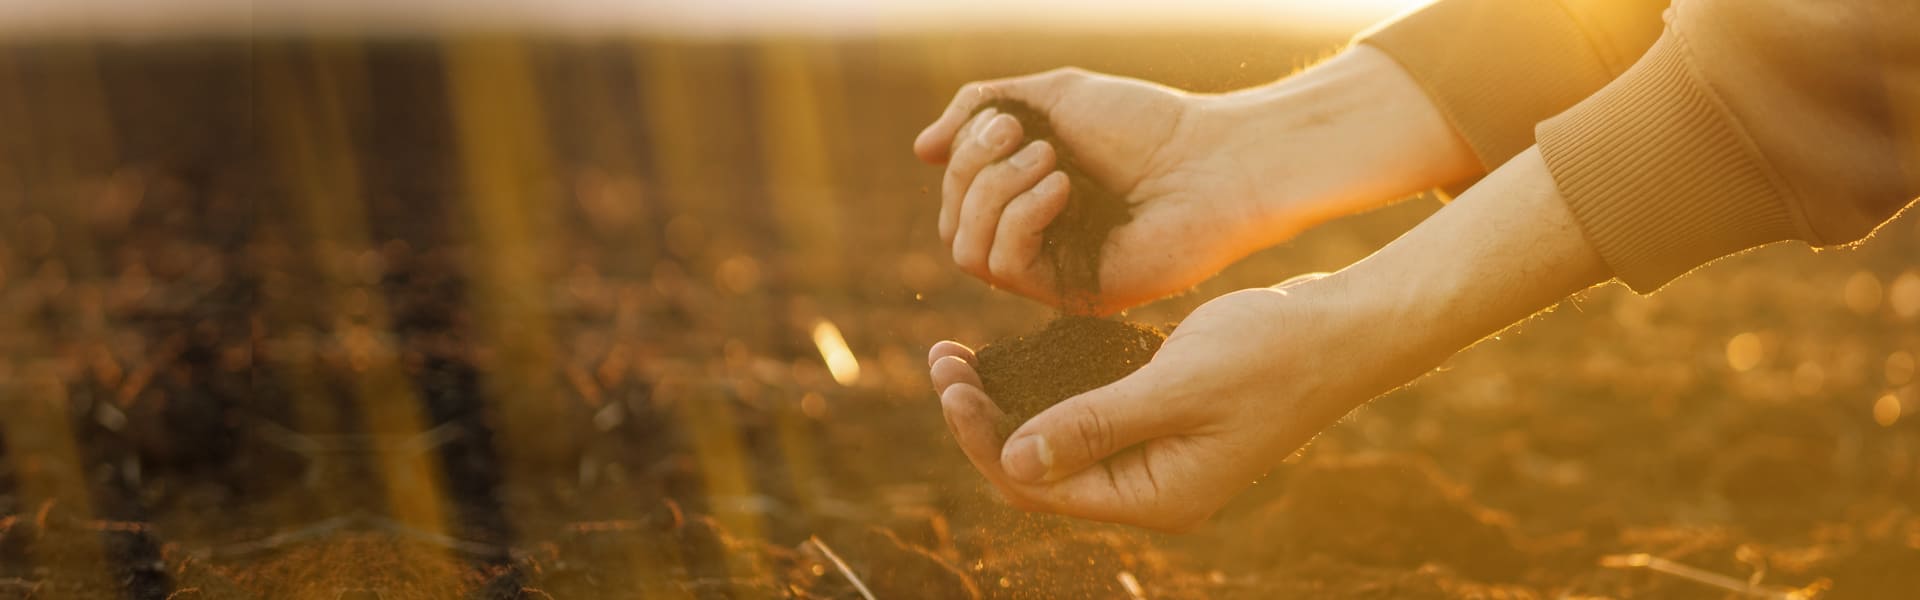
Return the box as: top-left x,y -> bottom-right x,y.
926,274 -> 1443,531
914,69 -> 1275,315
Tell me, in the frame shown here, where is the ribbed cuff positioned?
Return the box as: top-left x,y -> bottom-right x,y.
1538,33 -> 1801,293
1358,0 -> 1618,172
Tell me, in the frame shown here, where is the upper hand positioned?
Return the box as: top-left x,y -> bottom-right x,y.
914,68 -> 1271,315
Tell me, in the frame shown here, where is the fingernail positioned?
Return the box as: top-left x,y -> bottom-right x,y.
1008,141 -> 1047,169
1035,171 -> 1066,195
1002,435 -> 1052,482
978,115 -> 1015,149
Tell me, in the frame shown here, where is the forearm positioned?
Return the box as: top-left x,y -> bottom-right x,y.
1196,45 -> 1479,243
1328,146 -> 1608,371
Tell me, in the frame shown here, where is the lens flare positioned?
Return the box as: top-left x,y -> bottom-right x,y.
811,319 -> 861,386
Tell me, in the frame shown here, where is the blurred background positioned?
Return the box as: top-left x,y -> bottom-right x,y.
0,1 -> 1916,598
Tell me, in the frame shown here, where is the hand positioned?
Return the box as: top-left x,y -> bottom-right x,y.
928,277 -> 1386,531
914,48 -> 1480,315
914,68 -> 1261,314
926,148 -> 1608,531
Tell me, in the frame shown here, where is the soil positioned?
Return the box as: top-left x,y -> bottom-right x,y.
974,317 -> 1165,437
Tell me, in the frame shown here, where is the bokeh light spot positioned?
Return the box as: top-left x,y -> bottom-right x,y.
1873,393 -> 1902,427
1888,351 -> 1916,387
716,255 -> 763,294
1842,270 -> 1883,315
810,319 -> 860,386
1725,333 -> 1764,372
1889,270 -> 1920,320
799,392 -> 828,419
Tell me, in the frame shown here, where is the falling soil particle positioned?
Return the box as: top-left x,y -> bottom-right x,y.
975,316 -> 1165,437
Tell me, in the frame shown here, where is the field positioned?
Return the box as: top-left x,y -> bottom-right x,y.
0,33 -> 1917,599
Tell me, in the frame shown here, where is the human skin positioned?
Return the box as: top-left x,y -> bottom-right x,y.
927,146 -> 1609,531
912,45 -> 1480,315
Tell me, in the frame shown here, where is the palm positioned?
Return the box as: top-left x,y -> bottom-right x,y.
1040,83 -> 1263,313
1016,289 -> 1316,528
928,286 -> 1342,531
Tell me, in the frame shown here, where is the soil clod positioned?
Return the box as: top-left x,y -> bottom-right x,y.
975,317 -> 1165,437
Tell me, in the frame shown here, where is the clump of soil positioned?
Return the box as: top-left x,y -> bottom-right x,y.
974,99 -> 1132,309
975,316 -> 1164,437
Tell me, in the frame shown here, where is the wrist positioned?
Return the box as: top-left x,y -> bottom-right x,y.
1199,46 -> 1478,246
1249,274 -> 1443,436
1334,147 -> 1609,356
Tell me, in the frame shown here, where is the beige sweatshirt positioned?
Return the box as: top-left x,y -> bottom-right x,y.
1359,0 -> 1920,292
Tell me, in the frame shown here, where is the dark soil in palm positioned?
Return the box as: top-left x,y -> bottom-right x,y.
975,99 -> 1132,312
974,317 -> 1165,437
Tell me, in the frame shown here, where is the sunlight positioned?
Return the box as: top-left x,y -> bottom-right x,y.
2,0 -> 1429,37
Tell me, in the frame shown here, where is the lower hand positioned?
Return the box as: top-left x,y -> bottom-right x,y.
928,275 -> 1411,531
914,48 -> 1480,315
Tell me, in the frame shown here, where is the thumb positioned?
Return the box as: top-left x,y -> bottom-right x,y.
999,364 -> 1183,483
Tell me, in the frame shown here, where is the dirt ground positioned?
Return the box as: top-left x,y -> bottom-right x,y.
0,36 -> 1916,599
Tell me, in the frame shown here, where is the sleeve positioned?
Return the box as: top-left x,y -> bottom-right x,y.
1356,0 -> 1669,173
1535,0 -> 1920,292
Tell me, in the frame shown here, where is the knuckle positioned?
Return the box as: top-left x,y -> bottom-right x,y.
952,244 -> 987,277
961,82 -> 998,110
1071,403 -> 1116,457
942,168 -> 968,199
987,251 -> 1020,282
973,162 -> 1015,194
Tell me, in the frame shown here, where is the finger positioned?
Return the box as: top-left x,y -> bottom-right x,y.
986,170 -> 1070,299
914,83 -> 990,164
935,109 -> 998,243
939,112 -> 1022,246
916,69 -> 1084,163
943,380 -> 1215,529
915,80 -> 1015,163
926,340 -> 977,368
952,107 -> 1000,157
1019,441 -> 1221,532
952,140 -> 1055,282
929,355 -> 981,394
1000,363 -> 1189,484
939,383 -> 1039,508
